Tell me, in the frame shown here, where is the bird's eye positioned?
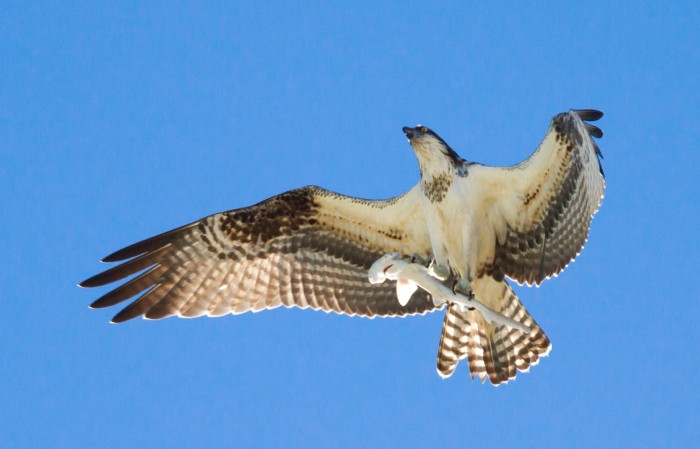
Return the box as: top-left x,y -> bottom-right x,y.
420,127 -> 428,133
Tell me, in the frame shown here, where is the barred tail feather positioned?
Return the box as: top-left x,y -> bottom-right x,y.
436,278 -> 551,385
436,304 -> 470,377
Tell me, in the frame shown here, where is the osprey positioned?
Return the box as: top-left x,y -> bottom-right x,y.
81,109 -> 605,385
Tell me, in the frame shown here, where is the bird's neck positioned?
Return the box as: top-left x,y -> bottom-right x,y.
420,168 -> 454,203
413,140 -> 468,203
418,156 -> 458,180
415,143 -> 460,177
418,155 -> 462,204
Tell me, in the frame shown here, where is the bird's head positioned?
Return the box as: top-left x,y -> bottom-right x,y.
403,125 -> 465,177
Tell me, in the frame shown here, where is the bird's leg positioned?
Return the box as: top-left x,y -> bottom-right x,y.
411,253 -> 450,281
368,255 -> 532,333
452,276 -> 476,311
410,252 -> 431,266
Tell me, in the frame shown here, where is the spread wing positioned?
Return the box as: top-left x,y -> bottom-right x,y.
80,185 -> 438,322
471,109 -> 605,286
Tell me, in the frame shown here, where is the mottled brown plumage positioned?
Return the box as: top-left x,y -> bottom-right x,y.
81,109 -> 605,386
82,186 -> 437,322
486,112 -> 605,286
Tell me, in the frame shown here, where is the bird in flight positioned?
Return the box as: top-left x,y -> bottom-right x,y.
81,109 -> 605,385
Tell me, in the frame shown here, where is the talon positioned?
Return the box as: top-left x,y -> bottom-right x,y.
411,253 -> 431,267
452,277 -> 475,310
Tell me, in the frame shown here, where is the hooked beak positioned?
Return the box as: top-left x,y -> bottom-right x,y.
403,126 -> 421,140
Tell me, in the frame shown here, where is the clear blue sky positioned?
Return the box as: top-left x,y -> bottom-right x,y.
2,1 -> 698,448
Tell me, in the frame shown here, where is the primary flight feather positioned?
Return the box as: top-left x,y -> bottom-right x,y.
81,109 -> 605,385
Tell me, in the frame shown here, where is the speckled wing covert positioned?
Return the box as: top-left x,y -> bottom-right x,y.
474,109 -> 606,286
80,185 -> 438,322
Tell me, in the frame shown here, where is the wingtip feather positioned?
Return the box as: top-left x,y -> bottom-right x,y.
584,123 -> 604,138
80,274 -> 107,289
79,245 -> 170,288
100,222 -> 197,262
110,309 -> 140,324
573,109 -> 604,121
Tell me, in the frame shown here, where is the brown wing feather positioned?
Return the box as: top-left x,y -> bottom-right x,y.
488,110 -> 605,286
81,185 -> 437,322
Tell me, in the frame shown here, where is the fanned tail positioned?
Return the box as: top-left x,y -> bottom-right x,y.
436,278 -> 551,385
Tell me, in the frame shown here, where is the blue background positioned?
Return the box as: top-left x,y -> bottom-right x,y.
2,1 -> 698,447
